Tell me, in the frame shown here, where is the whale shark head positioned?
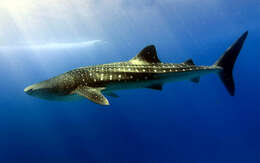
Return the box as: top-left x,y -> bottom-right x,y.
24,81 -> 55,100
24,73 -> 77,101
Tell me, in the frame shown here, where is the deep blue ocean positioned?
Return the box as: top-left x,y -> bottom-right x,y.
0,1 -> 259,163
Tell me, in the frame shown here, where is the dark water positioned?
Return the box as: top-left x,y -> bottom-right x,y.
0,1 -> 259,162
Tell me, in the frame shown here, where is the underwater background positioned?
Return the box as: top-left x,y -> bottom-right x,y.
0,0 -> 259,162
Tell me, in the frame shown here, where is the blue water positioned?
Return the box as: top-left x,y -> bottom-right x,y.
0,1 -> 259,163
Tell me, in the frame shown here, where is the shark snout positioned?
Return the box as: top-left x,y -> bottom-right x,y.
24,85 -> 35,95
24,81 -> 53,97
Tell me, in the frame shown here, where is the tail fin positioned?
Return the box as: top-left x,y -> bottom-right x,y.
214,31 -> 248,96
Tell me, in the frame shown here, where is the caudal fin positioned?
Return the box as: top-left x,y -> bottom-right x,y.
214,31 -> 248,96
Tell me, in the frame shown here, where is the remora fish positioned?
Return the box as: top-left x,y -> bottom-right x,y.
24,31 -> 248,105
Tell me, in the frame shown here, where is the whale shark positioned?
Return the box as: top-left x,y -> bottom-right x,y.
24,31 -> 248,105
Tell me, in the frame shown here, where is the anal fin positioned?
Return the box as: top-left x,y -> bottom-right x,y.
146,84 -> 163,91
74,86 -> 110,105
104,92 -> 119,98
190,77 -> 200,83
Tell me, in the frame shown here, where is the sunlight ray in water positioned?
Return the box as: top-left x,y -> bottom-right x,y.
0,40 -> 102,51
0,0 -> 105,77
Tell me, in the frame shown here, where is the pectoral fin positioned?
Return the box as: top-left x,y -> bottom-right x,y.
74,86 -> 110,105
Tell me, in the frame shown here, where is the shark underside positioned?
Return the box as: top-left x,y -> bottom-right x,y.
24,31 -> 248,105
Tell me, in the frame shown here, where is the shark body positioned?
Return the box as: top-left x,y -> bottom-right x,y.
24,31 -> 248,105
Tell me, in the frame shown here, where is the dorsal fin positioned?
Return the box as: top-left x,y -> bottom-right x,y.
129,45 -> 161,64
183,59 -> 195,65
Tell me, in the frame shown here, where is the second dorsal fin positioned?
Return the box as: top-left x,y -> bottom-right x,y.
129,45 -> 161,64
183,59 -> 195,65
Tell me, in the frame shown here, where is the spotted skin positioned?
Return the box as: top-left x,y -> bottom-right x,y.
68,62 -> 220,91
24,60 -> 220,102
